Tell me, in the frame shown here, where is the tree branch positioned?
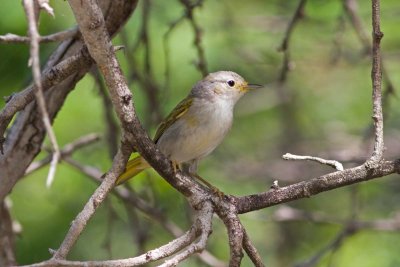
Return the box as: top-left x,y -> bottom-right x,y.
0,0 -> 136,201
235,161 -> 400,214
282,153 -> 344,171
25,133 -> 100,175
367,0 -> 384,164
0,27 -> 78,44
51,0 -> 206,260
22,226 -> 199,267
23,0 -> 61,187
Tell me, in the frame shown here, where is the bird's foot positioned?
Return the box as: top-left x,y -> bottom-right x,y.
191,173 -> 225,199
171,160 -> 180,174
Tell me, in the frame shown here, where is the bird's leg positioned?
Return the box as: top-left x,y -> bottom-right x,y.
187,160 -> 224,198
171,160 -> 180,174
192,173 -> 225,199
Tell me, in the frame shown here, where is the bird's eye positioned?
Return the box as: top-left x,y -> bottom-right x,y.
227,80 -> 235,87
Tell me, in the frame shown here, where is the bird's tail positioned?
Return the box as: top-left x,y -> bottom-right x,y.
116,156 -> 150,185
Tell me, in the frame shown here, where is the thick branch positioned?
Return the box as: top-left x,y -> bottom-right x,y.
235,161 -> 400,214
0,0 -> 138,202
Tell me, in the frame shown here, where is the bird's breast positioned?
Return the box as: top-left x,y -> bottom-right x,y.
157,97 -> 234,163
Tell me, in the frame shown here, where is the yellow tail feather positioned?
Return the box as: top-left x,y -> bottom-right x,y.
116,156 -> 150,185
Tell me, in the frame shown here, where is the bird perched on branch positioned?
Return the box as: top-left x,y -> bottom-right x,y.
116,71 -> 261,192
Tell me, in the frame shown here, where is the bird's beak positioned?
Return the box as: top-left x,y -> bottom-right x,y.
246,83 -> 263,90
239,83 -> 263,92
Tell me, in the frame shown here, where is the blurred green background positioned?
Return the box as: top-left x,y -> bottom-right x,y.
1,0 -> 400,266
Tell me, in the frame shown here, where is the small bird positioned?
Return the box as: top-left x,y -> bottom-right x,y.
116,71 -> 261,190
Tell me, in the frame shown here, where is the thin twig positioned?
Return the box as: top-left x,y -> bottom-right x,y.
278,0 -> 307,82
37,0 -> 54,17
163,0 -> 206,81
23,0 -> 61,188
25,133 -> 100,175
275,0 -> 307,150
367,0 -> 384,165
271,205 -> 400,232
90,68 -> 120,158
0,27 -> 78,44
342,0 -> 394,138
294,227 -> 355,267
180,0 -> 207,77
120,3 -> 163,127
343,0 -> 370,53
282,153 -> 344,171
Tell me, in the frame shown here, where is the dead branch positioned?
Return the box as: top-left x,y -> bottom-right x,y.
180,0 -> 208,77
235,160 -> 400,214
25,133 -> 100,175
367,0 -> 384,165
23,0 -> 61,187
63,158 -> 226,266
0,27 -> 78,44
282,153 -> 344,171
90,68 -> 120,158
0,201 -> 16,266
278,0 -> 307,82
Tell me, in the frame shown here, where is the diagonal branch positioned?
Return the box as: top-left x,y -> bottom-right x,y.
52,0 -> 207,260
63,158 -> 226,266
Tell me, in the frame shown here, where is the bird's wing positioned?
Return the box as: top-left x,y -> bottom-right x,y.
154,97 -> 193,143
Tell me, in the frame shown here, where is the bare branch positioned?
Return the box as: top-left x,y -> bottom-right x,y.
0,27 -> 78,44
37,0 -> 55,17
282,153 -> 344,171
342,0 -> 395,118
0,46 -> 123,146
22,226 -> 198,267
275,0 -> 307,150
367,0 -> 384,164
51,0 -> 204,260
25,133 -> 101,175
0,200 -> 16,266
278,0 -> 307,82
0,0 -> 138,203
180,0 -> 208,77
163,0 -> 207,79
216,202 -> 245,267
159,202 -> 213,267
294,227 -> 354,267
235,160 -> 400,214
63,158 -> 226,266
343,0 -> 370,52
90,68 -> 120,158
272,205 -> 400,232
120,2 -> 164,127
23,0 -> 61,187
242,229 -> 265,267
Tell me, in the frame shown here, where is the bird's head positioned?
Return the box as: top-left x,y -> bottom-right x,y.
191,71 -> 261,104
